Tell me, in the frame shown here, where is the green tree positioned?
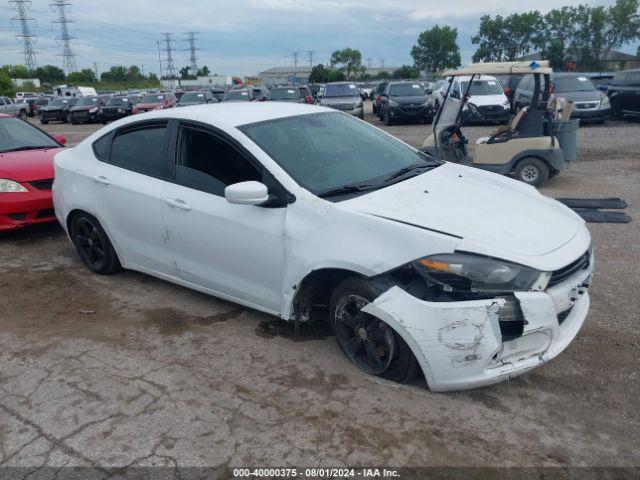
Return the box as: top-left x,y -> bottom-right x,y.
330,48 -> 363,79
1,64 -> 30,78
309,64 -> 346,83
67,69 -> 97,83
392,65 -> 420,79
411,25 -> 461,73
127,65 -> 143,80
0,70 -> 15,97
179,66 -> 194,80
472,12 -> 543,62
34,65 -> 65,84
197,66 -> 210,76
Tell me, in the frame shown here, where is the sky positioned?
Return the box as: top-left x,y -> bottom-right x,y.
0,0 -> 635,77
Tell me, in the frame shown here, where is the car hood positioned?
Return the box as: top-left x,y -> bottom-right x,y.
468,94 -> 508,107
391,95 -> 428,104
555,90 -> 603,103
341,162 -> 584,260
135,102 -> 162,109
0,147 -> 62,182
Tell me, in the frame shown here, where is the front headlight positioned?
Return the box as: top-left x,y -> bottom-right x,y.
600,97 -> 610,109
89,107 -> 98,113
0,179 -> 28,193
414,253 -> 547,293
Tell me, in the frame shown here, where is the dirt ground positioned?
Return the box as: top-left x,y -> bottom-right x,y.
0,105 -> 638,474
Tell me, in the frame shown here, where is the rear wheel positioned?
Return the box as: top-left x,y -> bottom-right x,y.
18,110 -> 28,120
611,99 -> 623,120
70,213 -> 121,275
330,277 -> 418,384
383,110 -> 393,126
514,157 -> 549,187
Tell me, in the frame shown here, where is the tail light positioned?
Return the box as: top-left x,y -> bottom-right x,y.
504,87 -> 511,96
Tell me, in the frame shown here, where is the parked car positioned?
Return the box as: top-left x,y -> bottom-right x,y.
514,73 -> 611,123
15,92 -> 39,100
39,97 -> 77,124
450,75 -> 511,124
53,103 -> 593,392
296,86 -> 314,104
132,93 -> 176,114
31,97 -> 51,117
14,98 -> 34,117
357,82 -> 375,99
99,95 -> 139,123
606,69 -> 640,119
0,96 -> 30,120
495,74 -> 523,108
176,91 -> 216,107
223,89 -> 253,102
210,88 -> 226,102
0,113 -> 66,230
251,87 -> 269,102
320,82 -> 364,119
267,87 -> 303,103
371,81 -> 388,115
378,81 -> 433,126
430,79 -> 448,114
585,73 -> 614,92
69,96 -> 106,124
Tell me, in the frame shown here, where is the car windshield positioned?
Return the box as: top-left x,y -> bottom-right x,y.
554,76 -> 597,93
269,89 -> 299,100
390,83 -> 426,96
0,117 -> 60,153
76,97 -> 99,106
324,84 -> 359,97
180,92 -> 207,102
225,90 -> 250,100
141,94 -> 163,103
240,112 -> 441,197
50,99 -> 70,107
460,79 -> 503,95
105,97 -> 129,106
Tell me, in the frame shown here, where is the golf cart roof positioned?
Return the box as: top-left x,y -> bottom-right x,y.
444,61 -> 553,77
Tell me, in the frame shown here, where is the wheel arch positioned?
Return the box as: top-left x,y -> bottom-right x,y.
65,208 -> 124,266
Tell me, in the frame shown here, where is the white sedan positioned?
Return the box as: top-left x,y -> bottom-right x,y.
53,103 -> 593,391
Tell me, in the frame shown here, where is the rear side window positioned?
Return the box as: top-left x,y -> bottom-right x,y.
92,131 -> 113,161
611,73 -> 627,86
108,123 -> 167,177
626,72 -> 640,87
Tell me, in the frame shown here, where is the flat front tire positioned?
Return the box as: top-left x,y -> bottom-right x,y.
70,212 -> 121,275
514,157 -> 549,187
329,277 -> 418,384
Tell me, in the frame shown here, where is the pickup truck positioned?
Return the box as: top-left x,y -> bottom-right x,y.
0,96 -> 30,120
607,69 -> 640,120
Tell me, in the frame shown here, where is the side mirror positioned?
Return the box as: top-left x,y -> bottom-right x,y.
53,134 -> 66,145
225,181 -> 269,206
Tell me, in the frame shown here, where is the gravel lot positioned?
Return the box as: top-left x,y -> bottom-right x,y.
0,105 -> 638,474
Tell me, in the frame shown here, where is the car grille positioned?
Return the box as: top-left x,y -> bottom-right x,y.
74,111 -> 89,120
328,103 -> 353,111
30,178 -> 54,190
574,101 -> 600,110
479,105 -> 502,113
548,250 -> 591,287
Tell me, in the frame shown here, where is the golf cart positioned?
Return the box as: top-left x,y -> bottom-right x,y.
420,61 -> 577,187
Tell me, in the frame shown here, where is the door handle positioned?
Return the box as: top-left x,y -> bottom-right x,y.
165,198 -> 191,211
92,175 -> 110,185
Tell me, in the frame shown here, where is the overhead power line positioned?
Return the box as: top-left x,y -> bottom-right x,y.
50,0 -> 77,74
160,32 -> 176,78
9,0 -> 38,70
184,31 -> 200,76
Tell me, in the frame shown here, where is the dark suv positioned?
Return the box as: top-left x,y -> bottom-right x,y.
371,81 -> 388,116
607,69 -> 640,119
99,95 -> 139,123
378,81 -> 432,125
39,97 -> 77,124
514,73 -> 611,123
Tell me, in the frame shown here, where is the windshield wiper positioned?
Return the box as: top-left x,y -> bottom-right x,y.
317,183 -> 377,198
2,145 -> 51,153
381,162 -> 437,184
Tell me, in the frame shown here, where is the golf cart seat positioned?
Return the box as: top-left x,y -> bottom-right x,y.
475,108 -> 528,145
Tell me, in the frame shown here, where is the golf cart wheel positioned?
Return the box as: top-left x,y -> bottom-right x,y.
18,110 -> 28,121
515,157 -> 549,187
70,212 -> 121,275
330,277 -> 418,384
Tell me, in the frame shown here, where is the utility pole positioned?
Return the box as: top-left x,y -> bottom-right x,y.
292,51 -> 299,67
160,33 -> 176,80
9,0 -> 38,70
366,57 -> 372,69
50,0 -> 77,74
306,50 -> 315,67
156,40 -> 163,79
282,55 -> 288,66
93,61 -> 98,79
184,32 -> 200,77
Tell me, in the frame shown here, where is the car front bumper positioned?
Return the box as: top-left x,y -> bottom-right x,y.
388,105 -> 433,120
0,186 -> 56,231
363,253 -> 593,392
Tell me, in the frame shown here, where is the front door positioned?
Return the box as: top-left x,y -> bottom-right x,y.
162,122 -> 287,313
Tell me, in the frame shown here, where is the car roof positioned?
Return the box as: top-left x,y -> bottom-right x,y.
108,103 -> 334,128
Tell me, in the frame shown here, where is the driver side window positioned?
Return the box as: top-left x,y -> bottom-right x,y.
175,125 -> 262,197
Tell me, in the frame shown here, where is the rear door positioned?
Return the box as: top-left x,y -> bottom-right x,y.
89,120 -> 175,275
624,72 -> 640,113
161,121 -> 288,312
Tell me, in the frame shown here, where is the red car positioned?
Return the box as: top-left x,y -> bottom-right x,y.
132,92 -> 176,114
0,114 -> 66,231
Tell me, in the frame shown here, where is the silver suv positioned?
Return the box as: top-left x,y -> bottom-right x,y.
320,82 -> 364,119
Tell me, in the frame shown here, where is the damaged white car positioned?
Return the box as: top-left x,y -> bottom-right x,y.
53,103 -> 593,392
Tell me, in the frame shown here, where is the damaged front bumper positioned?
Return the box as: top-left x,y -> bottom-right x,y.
362,256 -> 593,392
